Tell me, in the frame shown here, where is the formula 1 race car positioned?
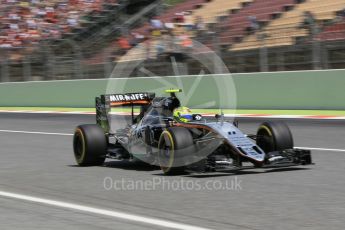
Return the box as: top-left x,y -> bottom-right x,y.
73,89 -> 312,175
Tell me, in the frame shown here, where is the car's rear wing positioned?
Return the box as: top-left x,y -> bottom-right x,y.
106,93 -> 155,106
96,93 -> 155,132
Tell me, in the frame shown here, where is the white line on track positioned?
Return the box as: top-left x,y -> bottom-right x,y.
0,191 -> 211,230
3,110 -> 345,120
0,129 -> 73,136
1,129 -> 345,152
296,146 -> 345,152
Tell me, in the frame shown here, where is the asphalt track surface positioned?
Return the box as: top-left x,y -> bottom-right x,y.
1,113 -> 345,230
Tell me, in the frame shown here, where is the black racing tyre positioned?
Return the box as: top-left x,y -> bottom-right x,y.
256,121 -> 294,153
158,127 -> 194,175
73,124 -> 107,166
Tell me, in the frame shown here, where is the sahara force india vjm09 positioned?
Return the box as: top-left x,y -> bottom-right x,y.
73,90 -> 312,175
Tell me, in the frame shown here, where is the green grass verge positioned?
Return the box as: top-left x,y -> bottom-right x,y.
2,107 -> 345,116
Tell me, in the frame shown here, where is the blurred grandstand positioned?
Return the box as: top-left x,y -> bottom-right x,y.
1,0 -> 345,81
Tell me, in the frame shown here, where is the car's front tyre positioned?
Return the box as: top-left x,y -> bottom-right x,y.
256,121 -> 294,153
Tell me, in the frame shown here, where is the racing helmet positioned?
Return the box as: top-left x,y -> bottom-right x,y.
173,106 -> 193,122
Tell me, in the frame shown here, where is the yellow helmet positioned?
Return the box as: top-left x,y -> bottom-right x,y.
173,107 -> 193,122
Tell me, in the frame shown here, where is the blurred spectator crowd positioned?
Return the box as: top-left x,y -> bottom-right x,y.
0,0 -> 116,48
117,11 -> 207,60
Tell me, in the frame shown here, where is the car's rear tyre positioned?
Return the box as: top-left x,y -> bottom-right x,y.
158,127 -> 194,175
256,121 -> 294,153
73,124 -> 107,166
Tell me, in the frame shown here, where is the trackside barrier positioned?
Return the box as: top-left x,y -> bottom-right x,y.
0,69 -> 344,110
